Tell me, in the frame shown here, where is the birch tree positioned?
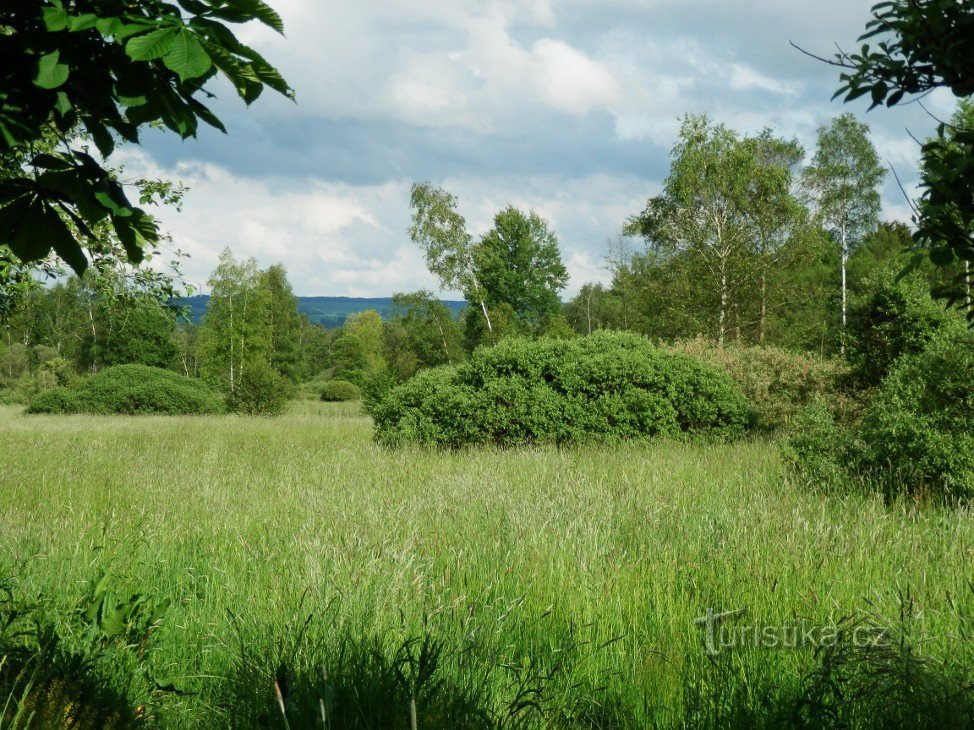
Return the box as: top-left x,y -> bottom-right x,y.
625,115 -> 754,346
408,183 -> 493,333
801,114 -> 884,347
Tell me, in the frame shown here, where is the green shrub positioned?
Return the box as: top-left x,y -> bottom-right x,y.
856,332 -> 974,500
372,331 -> 750,447
320,380 -> 363,402
226,361 -> 291,416
845,275 -> 965,387
786,331 -> 974,502
782,399 -> 854,490
26,365 -> 224,415
668,338 -> 851,431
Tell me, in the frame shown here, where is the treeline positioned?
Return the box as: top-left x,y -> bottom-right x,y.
563,111 -> 970,352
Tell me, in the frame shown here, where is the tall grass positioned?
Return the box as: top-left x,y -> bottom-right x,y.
0,403 -> 971,727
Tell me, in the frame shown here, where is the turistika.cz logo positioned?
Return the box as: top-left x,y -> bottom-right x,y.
694,607 -> 890,657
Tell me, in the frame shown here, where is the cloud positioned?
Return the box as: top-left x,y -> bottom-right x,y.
129,0 -> 958,297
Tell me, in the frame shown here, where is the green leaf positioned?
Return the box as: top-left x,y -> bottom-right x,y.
95,17 -> 125,37
43,5 -> 69,32
67,13 -> 99,32
249,0 -> 285,34
163,29 -> 212,82
125,26 -> 179,61
34,52 -> 70,90
119,95 -> 148,108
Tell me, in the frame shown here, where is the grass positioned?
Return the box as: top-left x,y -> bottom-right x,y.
0,402 -> 971,727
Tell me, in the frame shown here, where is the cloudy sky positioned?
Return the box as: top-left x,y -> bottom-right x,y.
125,0 -> 958,298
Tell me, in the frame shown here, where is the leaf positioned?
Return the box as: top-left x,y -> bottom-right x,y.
125,26 -> 179,61
67,13 -> 99,32
163,29 -> 213,82
43,5 -> 69,32
34,51 -> 70,90
248,0 -> 285,34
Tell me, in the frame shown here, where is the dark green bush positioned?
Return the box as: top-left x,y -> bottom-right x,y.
856,333 -> 974,500
225,360 -> 291,416
371,332 -> 750,447
787,331 -> 974,501
845,275 -> 964,387
319,379 -> 363,402
26,364 -> 224,415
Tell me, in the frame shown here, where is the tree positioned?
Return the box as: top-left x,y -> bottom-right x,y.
740,130 -> 809,343
261,264 -> 303,382
474,207 -> 568,328
810,0 -> 973,313
408,183 -> 492,333
391,290 -> 462,368
0,0 -> 291,274
625,115 -> 755,346
198,250 -> 271,395
918,100 -> 974,314
801,114 -> 885,347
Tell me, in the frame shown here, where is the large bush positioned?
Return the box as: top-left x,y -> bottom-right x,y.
320,380 -> 363,402
845,275 -> 964,387
667,338 -> 851,431
856,333 -> 974,500
787,331 -> 974,501
225,360 -> 291,416
371,332 -> 750,447
26,365 -> 224,415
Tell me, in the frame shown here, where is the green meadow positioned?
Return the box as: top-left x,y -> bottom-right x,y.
0,402 -> 971,727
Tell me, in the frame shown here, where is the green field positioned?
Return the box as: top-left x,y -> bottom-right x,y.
0,402 -> 971,728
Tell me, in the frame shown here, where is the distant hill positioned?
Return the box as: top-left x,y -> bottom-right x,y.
178,295 -> 467,328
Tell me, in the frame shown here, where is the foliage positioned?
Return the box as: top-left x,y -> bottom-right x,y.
262,264 -> 304,382
475,206 -> 568,328
0,572 -> 171,727
667,338 -> 851,432
626,116 -> 818,347
319,379 -> 362,402
408,183 -> 492,332
788,329 -> 974,501
856,331 -> 974,500
801,113 -> 885,337
0,0 -> 291,274
372,331 -> 750,447
225,359 -> 290,416
845,272 -> 965,386
825,0 -> 973,304
26,363 -> 223,415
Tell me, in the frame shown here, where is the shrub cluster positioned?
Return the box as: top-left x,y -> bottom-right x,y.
26,364 -> 224,416
320,380 -> 363,402
667,337 -> 851,431
786,330 -> 974,501
371,332 -> 750,447
845,275 -> 964,387
224,361 -> 291,416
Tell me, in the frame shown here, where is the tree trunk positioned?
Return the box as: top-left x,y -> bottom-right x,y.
718,259 -> 728,348
479,299 -> 493,333
964,259 -> 971,313
759,273 -> 767,344
228,291 -> 235,392
840,220 -> 848,356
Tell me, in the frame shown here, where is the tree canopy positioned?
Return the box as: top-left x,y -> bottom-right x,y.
0,0 -> 291,274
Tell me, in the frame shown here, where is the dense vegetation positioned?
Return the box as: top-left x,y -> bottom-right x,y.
26,364 -> 223,415
373,332 -> 749,447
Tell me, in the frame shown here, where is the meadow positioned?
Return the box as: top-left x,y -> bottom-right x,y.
0,401 -> 972,728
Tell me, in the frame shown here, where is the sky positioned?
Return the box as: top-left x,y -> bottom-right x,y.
123,0 -> 959,298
